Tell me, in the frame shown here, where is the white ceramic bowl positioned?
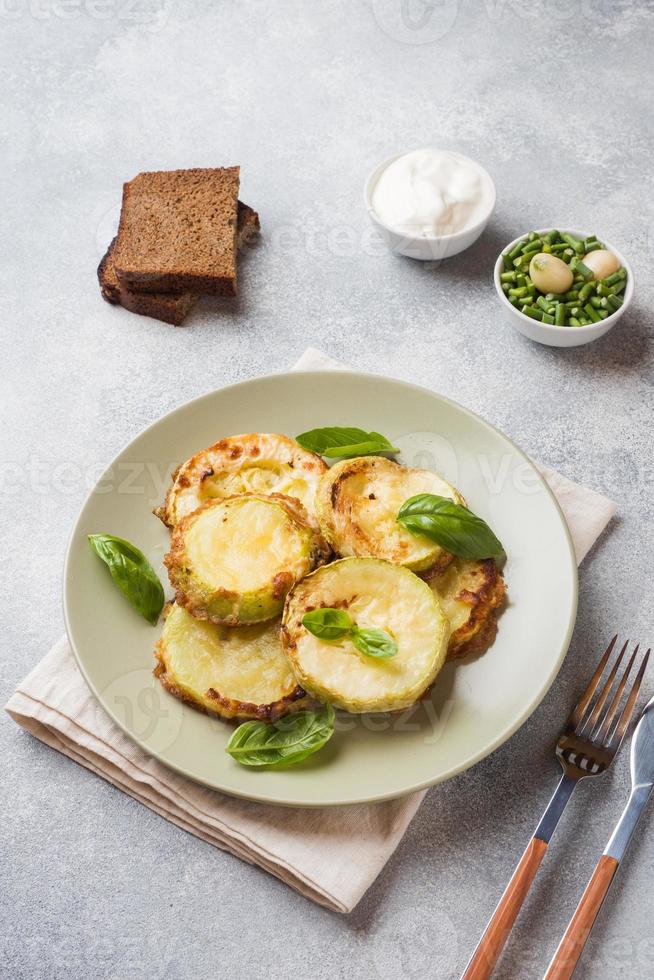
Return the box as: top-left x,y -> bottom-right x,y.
494,228 -> 633,348
364,149 -> 496,261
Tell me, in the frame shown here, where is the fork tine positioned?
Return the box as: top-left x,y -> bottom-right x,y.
593,646 -> 638,743
569,634 -> 618,729
608,648 -> 651,751
577,639 -> 628,735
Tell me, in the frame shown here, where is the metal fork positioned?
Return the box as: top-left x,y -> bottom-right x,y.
461,636 -> 650,980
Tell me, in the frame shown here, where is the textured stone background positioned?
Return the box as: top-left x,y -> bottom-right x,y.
2,2 -> 654,978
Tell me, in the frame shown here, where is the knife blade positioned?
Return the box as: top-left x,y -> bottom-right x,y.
605,693 -> 654,861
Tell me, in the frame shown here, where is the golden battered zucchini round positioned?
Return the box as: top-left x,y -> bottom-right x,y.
164,493 -> 330,626
155,604 -> 312,722
428,558 -> 506,660
160,433 -> 327,526
316,456 -> 466,573
281,557 -> 449,713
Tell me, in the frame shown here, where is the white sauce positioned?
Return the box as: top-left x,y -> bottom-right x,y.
371,149 -> 493,238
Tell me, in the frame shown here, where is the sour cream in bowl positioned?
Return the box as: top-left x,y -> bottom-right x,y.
365,148 -> 496,261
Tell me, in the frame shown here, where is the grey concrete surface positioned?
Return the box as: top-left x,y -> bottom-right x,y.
2,2 -> 654,978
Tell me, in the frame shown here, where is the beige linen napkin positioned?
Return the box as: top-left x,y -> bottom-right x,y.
5,349 -> 616,913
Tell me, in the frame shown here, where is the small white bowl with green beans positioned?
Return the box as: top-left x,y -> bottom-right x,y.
494,228 -> 633,347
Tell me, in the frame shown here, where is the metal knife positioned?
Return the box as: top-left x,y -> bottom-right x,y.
544,694 -> 654,980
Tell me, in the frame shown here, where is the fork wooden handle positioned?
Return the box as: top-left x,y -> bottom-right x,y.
544,855 -> 619,980
462,837 -> 548,980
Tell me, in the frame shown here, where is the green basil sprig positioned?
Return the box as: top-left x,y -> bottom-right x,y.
301,609 -> 397,659
226,703 -> 335,768
88,533 -> 165,625
295,426 -> 399,459
397,494 -> 505,560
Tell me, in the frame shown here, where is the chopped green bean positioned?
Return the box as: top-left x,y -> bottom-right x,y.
521,239 -> 543,255
569,317 -> 582,327
596,283 -> 612,297
542,313 -> 555,324
509,286 -> 528,298
583,241 -> 602,253
584,303 -> 601,323
555,303 -> 566,326
572,259 -> 594,280
607,294 -> 623,312
544,230 -> 561,244
611,279 -> 627,295
509,241 -> 525,260
521,305 -> 544,321
536,296 -> 554,314
603,267 -> 626,287
578,282 -> 594,302
517,274 -> 528,288
561,232 -> 585,253
500,271 -> 517,283
563,290 -> 579,301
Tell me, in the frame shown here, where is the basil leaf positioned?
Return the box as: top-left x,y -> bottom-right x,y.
397,494 -> 505,560
302,608 -> 353,640
88,533 -> 165,625
226,703 -> 335,768
302,610 -> 398,658
295,426 -> 399,459
351,627 -> 397,659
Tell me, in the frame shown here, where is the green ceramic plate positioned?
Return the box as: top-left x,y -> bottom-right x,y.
64,370 -> 577,807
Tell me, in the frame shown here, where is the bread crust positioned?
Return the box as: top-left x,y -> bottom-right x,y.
98,202 -> 259,326
112,167 -> 241,295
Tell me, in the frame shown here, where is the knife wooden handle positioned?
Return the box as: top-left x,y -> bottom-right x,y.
462,837 -> 548,980
544,855 -> 619,980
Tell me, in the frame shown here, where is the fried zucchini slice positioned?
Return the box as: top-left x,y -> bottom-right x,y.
155,604 -> 311,722
316,456 -> 466,573
281,557 -> 449,713
428,558 -> 506,660
160,433 -> 327,526
165,493 -> 330,625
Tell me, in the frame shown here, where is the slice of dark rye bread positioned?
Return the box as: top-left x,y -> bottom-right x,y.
112,167 -> 240,295
98,202 -> 259,326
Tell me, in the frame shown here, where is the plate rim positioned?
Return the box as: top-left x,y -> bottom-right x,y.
63,368 -> 578,807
